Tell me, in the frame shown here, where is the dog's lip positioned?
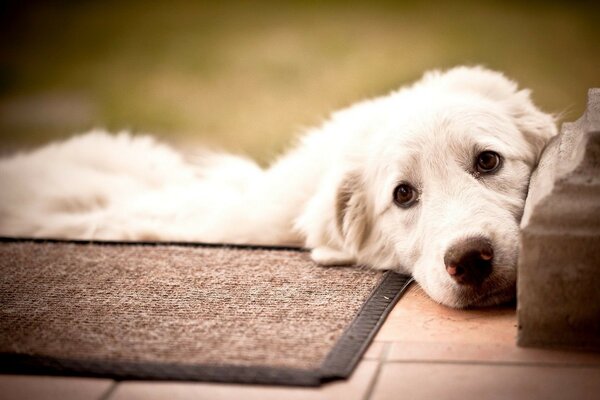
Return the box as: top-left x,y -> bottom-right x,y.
452,278 -> 516,308
467,286 -> 515,307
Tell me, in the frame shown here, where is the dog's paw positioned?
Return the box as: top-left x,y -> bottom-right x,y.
310,246 -> 356,266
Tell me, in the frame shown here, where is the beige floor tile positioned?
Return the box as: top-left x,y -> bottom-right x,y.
370,363 -> 600,400
109,361 -> 378,400
375,283 -> 516,344
363,341 -> 387,360
0,375 -> 114,400
387,341 -> 600,366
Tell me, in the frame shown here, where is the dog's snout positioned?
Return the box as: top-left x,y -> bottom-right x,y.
444,237 -> 493,286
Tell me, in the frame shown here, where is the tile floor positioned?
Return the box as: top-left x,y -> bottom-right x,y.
2,283 -> 600,400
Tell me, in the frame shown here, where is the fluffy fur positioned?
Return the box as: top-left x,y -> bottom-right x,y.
0,66 -> 556,307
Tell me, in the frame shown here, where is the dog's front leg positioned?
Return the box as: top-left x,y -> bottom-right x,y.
310,246 -> 356,266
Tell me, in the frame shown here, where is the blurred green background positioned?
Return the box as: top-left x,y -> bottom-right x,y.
1,0 -> 598,164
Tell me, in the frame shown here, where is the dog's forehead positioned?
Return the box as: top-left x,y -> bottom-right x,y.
372,96 -> 521,159
365,97 -> 526,189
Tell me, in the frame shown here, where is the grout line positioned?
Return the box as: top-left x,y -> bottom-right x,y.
379,342 -> 392,362
98,381 -> 119,400
383,359 -> 600,369
362,342 -> 392,400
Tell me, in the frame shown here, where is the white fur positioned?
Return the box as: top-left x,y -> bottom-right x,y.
0,66 -> 556,307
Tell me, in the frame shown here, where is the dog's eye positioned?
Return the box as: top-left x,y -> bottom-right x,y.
475,151 -> 501,173
393,183 -> 418,208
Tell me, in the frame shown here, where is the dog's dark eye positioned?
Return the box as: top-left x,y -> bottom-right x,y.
475,151 -> 501,173
393,183 -> 418,208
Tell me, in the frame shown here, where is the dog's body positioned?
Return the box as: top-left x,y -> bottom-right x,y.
0,66 -> 556,307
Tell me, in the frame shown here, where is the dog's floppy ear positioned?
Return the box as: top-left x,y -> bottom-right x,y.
505,89 -> 557,161
309,170 -> 371,266
335,170 -> 371,252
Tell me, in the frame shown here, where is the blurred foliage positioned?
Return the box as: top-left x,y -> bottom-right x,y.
0,0 -> 598,163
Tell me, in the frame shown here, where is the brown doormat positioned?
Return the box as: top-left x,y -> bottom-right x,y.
0,238 -> 412,386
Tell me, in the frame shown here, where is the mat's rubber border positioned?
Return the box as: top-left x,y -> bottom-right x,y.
0,237 -> 413,386
0,236 -> 307,252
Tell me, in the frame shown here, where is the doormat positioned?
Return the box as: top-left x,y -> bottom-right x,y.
0,238 -> 412,386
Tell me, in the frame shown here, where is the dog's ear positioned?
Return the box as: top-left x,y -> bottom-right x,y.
505,89 -> 557,161
308,170 -> 371,266
335,170 -> 371,253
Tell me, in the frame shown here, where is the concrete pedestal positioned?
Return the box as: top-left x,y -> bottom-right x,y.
518,89 -> 600,349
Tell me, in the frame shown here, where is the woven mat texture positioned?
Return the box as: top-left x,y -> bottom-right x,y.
0,242 -> 384,371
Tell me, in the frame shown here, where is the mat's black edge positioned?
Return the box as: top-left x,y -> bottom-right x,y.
0,236 -> 307,252
0,238 -> 413,386
0,354 -> 322,387
318,272 -> 413,382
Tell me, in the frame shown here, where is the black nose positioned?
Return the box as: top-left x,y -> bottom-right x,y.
444,237 -> 494,286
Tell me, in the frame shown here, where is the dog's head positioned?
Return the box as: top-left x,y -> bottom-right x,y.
306,66 -> 556,308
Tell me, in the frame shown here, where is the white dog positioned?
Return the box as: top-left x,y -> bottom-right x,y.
0,66 -> 556,308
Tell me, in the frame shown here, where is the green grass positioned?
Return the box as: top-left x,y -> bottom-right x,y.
1,0 -> 598,164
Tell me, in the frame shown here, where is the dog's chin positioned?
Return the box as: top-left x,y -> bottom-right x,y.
439,277 -> 516,309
